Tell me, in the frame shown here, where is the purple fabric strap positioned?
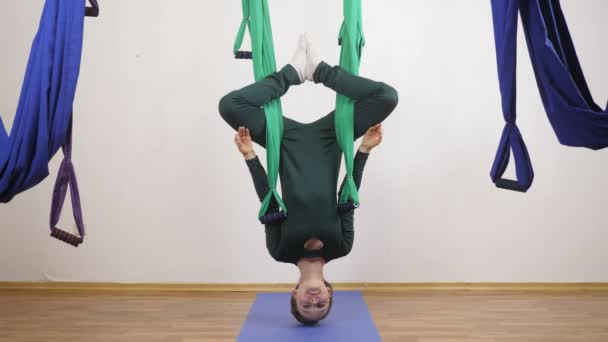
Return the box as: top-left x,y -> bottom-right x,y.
50,119 -> 85,246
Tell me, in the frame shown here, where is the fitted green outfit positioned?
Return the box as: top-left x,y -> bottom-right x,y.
219,62 -> 398,264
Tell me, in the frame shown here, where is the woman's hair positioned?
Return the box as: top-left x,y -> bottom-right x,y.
290,281 -> 334,326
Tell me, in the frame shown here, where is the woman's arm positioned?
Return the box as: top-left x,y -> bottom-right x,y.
337,124 -> 383,257
235,127 -> 282,259
337,150 -> 369,256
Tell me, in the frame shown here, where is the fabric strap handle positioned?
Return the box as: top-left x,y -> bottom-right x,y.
489,0 -> 534,193
495,179 -> 527,192
85,0 -> 99,17
233,1 -> 251,59
50,119 -> 85,247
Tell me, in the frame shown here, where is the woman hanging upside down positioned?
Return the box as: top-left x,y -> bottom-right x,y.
219,34 -> 398,325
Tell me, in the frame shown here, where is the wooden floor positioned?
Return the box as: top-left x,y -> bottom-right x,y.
365,292 -> 608,342
1,291 -> 607,342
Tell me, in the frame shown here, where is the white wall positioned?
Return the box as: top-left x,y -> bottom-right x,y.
1,0 -> 607,283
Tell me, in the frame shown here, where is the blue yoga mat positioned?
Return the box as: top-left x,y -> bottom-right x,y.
237,291 -> 381,341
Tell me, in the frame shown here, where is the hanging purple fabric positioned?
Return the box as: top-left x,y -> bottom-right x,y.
50,121 -> 85,247
490,0 -> 608,192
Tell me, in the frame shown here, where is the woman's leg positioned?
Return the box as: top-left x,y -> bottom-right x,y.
314,62 -> 399,139
219,65 -> 301,147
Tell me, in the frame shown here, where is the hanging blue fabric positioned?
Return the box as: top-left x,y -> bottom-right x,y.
0,0 -> 98,246
490,0 -> 608,192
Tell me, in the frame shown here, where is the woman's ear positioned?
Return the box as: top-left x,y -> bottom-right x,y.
292,288 -> 298,297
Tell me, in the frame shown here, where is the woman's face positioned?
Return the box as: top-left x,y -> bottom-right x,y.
292,280 -> 332,321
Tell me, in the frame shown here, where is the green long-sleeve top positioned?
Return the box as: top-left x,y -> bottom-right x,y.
246,151 -> 369,264
220,63 -> 398,264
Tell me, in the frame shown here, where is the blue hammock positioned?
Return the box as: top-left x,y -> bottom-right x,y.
0,0 -> 98,246
490,0 -> 608,192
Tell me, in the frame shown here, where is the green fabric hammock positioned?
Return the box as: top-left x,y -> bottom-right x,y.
336,0 -> 365,205
232,0 -> 364,219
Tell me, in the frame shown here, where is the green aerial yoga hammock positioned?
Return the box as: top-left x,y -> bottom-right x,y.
336,0 -> 365,206
232,0 -> 365,220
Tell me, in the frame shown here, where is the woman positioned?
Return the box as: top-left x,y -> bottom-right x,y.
219,34 -> 398,325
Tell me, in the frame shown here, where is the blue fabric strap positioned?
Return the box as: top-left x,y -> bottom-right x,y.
490,0 -> 534,192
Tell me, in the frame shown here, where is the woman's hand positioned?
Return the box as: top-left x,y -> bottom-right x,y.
359,124 -> 383,154
234,126 -> 256,160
